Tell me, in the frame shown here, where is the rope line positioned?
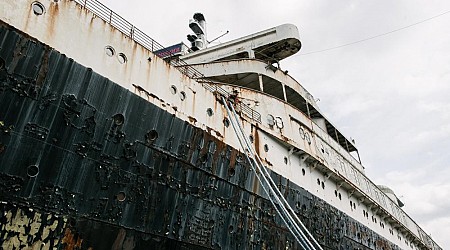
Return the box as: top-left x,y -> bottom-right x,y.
300,10 -> 450,55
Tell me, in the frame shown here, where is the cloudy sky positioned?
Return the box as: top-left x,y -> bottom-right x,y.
101,0 -> 450,246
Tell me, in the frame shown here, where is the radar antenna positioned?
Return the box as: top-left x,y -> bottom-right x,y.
187,13 -> 207,51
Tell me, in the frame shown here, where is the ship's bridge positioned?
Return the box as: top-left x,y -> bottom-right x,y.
181,24 -> 358,157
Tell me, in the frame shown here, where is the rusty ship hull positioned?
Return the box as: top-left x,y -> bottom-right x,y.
0,0 -> 443,249
0,20 -> 412,250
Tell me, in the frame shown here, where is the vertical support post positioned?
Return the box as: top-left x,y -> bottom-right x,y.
306,102 -> 311,118
248,50 -> 255,59
258,74 -> 264,92
356,150 -> 362,164
334,128 -> 340,144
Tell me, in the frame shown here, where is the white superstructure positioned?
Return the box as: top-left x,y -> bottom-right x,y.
0,0 -> 441,249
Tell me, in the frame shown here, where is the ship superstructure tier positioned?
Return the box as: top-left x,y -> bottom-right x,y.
0,0 -> 442,249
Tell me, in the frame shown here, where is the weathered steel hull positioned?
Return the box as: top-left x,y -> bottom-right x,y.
1,21 -> 401,250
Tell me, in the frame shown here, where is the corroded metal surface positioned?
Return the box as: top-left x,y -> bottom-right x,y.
0,2 -> 440,247
0,22 -> 408,250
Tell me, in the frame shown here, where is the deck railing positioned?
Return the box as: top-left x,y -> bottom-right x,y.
73,0 -> 261,124
74,0 -> 165,51
71,0 -> 440,248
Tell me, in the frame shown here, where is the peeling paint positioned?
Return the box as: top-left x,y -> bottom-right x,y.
0,1 -> 440,249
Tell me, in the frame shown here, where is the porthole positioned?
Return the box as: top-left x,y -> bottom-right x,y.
249,135 -> 254,143
67,218 -> 76,227
338,193 -> 342,200
305,132 -> 311,144
105,46 -> 115,57
206,108 -> 214,117
145,130 -> 158,143
321,181 -> 325,189
32,2 -> 45,15
283,157 -> 288,164
275,117 -> 284,129
27,165 -> 39,177
267,114 -> 275,127
334,190 -> 338,197
179,91 -> 186,100
316,178 -> 320,185
117,53 -> 127,64
228,167 -> 235,177
223,117 -> 230,127
200,154 -> 208,163
263,144 -> 269,152
117,191 -> 126,202
112,113 -> 124,126
301,168 -> 305,176
170,85 -> 177,95
299,127 -> 305,139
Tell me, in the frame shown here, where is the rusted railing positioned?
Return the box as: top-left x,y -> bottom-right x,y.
71,1 -> 441,248
197,80 -> 262,124
72,0 -> 262,124
74,0 -> 165,51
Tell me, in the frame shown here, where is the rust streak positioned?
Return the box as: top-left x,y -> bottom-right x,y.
47,2 -> 60,40
61,227 -> 83,250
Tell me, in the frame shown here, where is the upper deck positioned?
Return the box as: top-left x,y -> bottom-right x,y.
180,24 -> 359,160
0,0 -> 441,248
181,24 -> 301,64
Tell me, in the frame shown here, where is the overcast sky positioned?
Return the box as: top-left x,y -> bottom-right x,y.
101,0 -> 450,246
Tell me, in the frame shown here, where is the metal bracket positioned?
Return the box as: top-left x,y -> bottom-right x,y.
323,173 -> 332,183
348,190 -> 355,198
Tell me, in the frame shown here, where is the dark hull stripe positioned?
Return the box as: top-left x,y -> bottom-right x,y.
0,22 -> 399,250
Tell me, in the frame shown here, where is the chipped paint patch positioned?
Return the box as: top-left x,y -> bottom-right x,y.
1,202 -> 66,249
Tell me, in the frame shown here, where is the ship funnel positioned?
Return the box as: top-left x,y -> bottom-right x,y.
188,13 -> 207,51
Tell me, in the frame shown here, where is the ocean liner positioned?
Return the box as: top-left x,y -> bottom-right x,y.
0,0 -> 442,249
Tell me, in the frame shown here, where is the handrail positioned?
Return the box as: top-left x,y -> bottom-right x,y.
72,0 -> 262,124
70,1 -> 439,248
74,0 -> 165,51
